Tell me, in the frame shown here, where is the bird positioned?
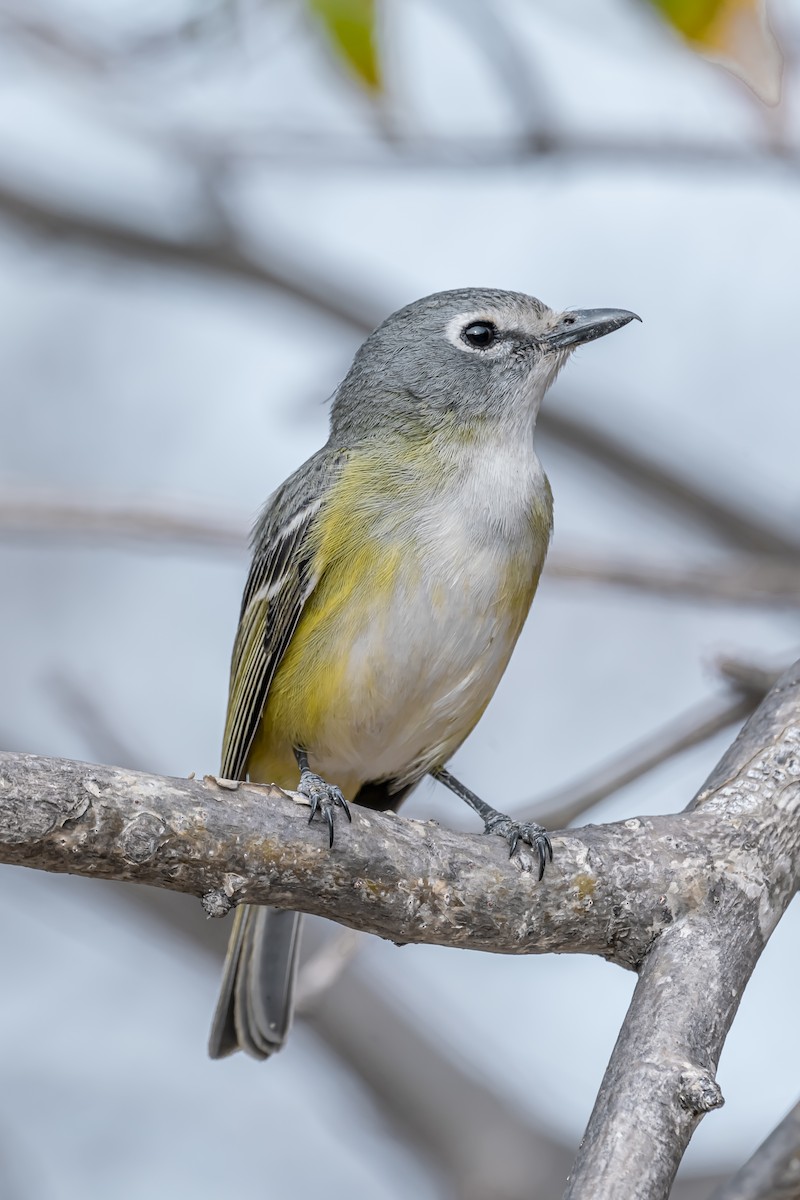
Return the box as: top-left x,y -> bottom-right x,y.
208,287 -> 639,1060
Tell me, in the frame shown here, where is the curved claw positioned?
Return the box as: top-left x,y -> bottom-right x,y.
485,812 -> 553,878
300,769 -> 350,848
333,788 -> 352,822
534,833 -> 553,882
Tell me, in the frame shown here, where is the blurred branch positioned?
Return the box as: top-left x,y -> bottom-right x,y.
3,174 -> 799,570
0,177 -> 378,334
5,2 -> 800,177
47,672 -> 149,772
543,407 -> 800,560
121,886 -> 725,1200
432,0 -> 552,146
299,937 -> 575,1200
546,551 -> 800,606
0,1 -> 243,73
115,124 -> 800,175
0,5 -> 109,72
707,1099 -> 800,1200
520,658 -> 776,828
4,491 -> 800,609
202,131 -> 800,174
4,0 -> 800,174
0,493 -> 247,554
293,928 -> 362,1012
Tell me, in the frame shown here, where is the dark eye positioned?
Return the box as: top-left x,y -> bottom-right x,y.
461,321 -> 497,349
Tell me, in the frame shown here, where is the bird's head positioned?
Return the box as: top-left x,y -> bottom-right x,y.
331,287 -> 639,440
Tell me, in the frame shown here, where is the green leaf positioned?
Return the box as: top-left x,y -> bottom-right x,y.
308,0 -> 380,91
646,0 -> 782,104
649,0 -> 722,41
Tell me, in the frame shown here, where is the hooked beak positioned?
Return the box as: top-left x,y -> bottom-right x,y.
544,308 -> 641,350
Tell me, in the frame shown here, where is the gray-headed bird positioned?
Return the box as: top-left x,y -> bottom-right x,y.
209,288 -> 639,1060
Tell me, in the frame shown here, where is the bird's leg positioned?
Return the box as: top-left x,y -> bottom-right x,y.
294,748 -> 351,849
431,766 -> 552,881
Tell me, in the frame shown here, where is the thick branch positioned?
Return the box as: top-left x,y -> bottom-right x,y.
40,674 -> 579,1200
565,661 -> 800,1199
1,666 -> 799,1199
0,751 -> 701,965
0,657 -> 798,970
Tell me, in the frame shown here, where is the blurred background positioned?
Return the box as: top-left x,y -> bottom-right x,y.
1,1 -> 799,1196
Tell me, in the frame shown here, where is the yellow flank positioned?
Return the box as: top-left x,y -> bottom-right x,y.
247,445 -> 420,793
245,432 -> 551,797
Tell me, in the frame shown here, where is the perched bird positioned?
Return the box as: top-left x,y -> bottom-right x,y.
208,288 -> 639,1060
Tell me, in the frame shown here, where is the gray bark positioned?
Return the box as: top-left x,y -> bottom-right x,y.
564,661 -> 800,1199
0,757 -> 744,965
1,660 -> 799,1198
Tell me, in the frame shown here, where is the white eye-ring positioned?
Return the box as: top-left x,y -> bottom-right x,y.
445,311 -> 505,355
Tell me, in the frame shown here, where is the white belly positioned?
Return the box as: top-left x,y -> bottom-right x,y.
315,567 -> 519,787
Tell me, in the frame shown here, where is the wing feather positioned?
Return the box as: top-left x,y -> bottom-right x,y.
220,454 -> 335,781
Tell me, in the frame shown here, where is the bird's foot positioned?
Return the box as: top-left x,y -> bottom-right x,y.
299,769 -> 351,848
483,812 -> 553,880
430,766 -> 553,881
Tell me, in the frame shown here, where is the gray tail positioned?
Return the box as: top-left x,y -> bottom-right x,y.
208,905 -> 302,1060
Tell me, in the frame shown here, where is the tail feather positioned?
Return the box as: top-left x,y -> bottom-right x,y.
208,904 -> 302,1060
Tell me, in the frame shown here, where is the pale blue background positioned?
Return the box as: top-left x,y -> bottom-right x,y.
1,0 -> 799,1194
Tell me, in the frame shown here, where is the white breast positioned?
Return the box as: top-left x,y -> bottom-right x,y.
313,433 -> 552,791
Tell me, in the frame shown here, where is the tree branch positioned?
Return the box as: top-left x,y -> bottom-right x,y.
41,674 -> 575,1200
0,663 -> 797,962
0,177 -> 378,334
564,661 -> 800,1199
1,665 -> 798,1196
0,751 -> 692,964
0,492 -> 247,554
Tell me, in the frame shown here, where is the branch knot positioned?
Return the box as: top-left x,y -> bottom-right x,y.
119,811 -> 167,863
677,1068 -> 724,1115
202,889 -> 233,918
